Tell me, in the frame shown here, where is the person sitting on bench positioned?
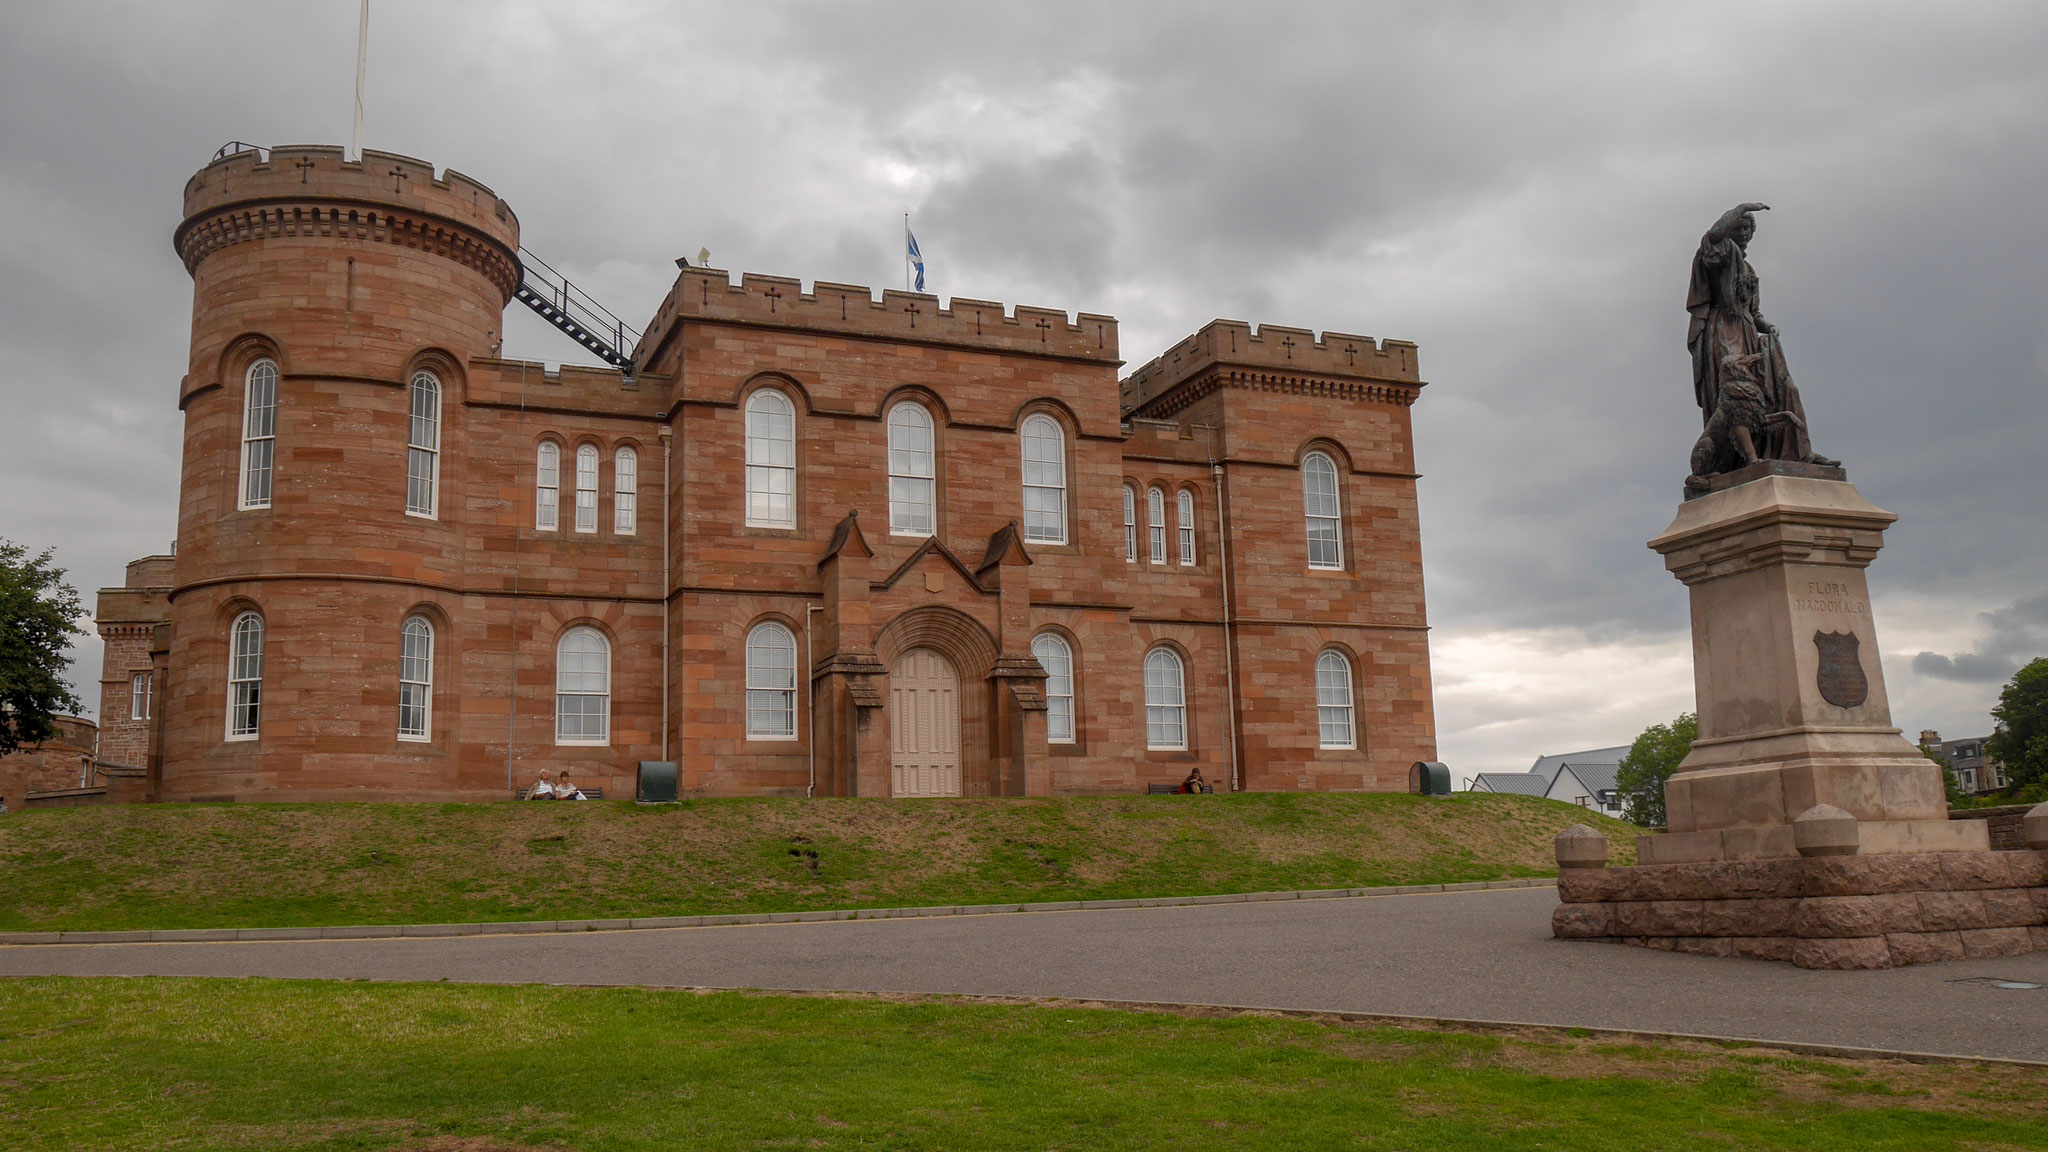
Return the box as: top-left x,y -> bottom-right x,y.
526,770 -> 557,800
1178,768 -> 1208,794
556,768 -> 589,801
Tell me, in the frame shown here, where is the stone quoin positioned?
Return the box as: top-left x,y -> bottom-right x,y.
92,145 -> 1439,801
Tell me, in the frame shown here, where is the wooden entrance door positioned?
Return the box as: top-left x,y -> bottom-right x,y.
890,647 -> 962,797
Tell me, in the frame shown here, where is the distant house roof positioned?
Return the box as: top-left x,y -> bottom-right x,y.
1528,745 -> 1630,787
1551,761 -> 1620,799
1469,772 -> 1549,797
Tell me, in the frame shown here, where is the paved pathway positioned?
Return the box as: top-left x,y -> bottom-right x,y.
7,887 -> 2046,1061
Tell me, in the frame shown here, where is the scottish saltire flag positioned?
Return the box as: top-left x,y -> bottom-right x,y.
907,230 -> 926,292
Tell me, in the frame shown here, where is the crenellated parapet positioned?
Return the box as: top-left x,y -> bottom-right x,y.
174,145 -> 521,301
632,267 -> 1120,371
1120,319 -> 1421,418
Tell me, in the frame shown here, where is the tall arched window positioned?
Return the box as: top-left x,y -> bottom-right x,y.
1316,650 -> 1356,750
239,359 -> 278,510
745,622 -> 798,739
406,371 -> 441,517
1303,451 -> 1343,570
1122,485 -> 1137,563
887,402 -> 936,536
535,442 -> 560,530
1147,486 -> 1167,564
226,611 -> 265,740
130,671 -> 152,722
1177,489 -> 1197,566
1144,647 -> 1187,750
555,627 -> 611,745
398,616 -> 433,740
1019,414 -> 1067,544
613,446 -> 638,535
1032,633 -> 1076,744
574,444 -> 600,533
745,389 -> 797,528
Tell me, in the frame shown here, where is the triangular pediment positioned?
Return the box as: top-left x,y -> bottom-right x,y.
874,536 -> 990,594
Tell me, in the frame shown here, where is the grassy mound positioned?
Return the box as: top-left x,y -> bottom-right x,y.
0,793 -> 1637,932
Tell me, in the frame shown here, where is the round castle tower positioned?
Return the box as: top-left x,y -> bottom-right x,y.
162,145 -> 520,800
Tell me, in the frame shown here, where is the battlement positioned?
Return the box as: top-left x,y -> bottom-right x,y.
182,145 -> 518,246
633,267 -> 1120,370
1120,320 -> 1420,415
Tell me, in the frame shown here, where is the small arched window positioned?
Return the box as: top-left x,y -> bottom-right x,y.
1303,451 -> 1343,570
406,371 -> 441,517
1177,489 -> 1197,566
1019,414 -> 1067,544
887,402 -> 936,536
1122,485 -> 1137,563
555,627 -> 610,745
398,616 -> 433,741
535,442 -> 560,531
745,389 -> 797,528
1032,633 -> 1076,744
1316,650 -> 1356,750
574,444 -> 600,533
1143,647 -> 1186,751
239,359 -> 278,510
614,446 -> 638,535
226,611 -> 265,740
1147,486 -> 1167,564
745,622 -> 798,740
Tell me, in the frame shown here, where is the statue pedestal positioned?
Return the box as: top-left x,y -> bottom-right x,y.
1638,472 -> 1986,864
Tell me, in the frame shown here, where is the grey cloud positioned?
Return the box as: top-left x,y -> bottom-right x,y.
1912,597 -> 2048,684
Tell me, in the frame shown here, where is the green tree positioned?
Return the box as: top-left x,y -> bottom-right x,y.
1985,657 -> 2048,792
0,540 -> 87,756
1613,712 -> 1697,828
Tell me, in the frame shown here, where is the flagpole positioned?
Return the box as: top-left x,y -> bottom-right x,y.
903,212 -> 910,291
351,0 -> 369,162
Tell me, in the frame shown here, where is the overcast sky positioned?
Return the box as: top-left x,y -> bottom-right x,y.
2,2 -> 2042,781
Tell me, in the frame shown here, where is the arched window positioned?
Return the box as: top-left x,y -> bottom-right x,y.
555,627 -> 610,745
130,671 -> 152,722
1316,650 -> 1356,750
745,622 -> 798,739
1147,486 -> 1167,564
226,612 -> 264,740
887,402 -> 936,536
745,389 -> 797,528
406,371 -> 441,517
1143,647 -> 1186,751
1303,451 -> 1343,570
614,446 -> 638,535
239,359 -> 278,510
1122,485 -> 1137,563
574,444 -> 600,533
397,617 -> 434,740
1019,414 -> 1066,544
1032,633 -> 1076,743
1177,489 -> 1197,566
535,442 -> 560,531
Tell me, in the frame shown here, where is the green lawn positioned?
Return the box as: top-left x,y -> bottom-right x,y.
1,977 -> 2039,1151
0,793 -> 1636,932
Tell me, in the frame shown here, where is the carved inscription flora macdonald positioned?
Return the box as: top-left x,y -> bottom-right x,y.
1794,579 -> 1866,617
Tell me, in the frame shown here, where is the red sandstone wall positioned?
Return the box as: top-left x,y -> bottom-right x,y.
0,716 -> 95,807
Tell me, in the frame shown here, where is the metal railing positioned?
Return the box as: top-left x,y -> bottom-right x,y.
514,248 -> 641,371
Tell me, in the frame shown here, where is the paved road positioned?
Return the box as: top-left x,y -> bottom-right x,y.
7,887 -> 2046,1061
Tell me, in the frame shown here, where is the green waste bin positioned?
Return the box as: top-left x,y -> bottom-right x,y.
637,761 -> 678,804
1410,761 -> 1451,797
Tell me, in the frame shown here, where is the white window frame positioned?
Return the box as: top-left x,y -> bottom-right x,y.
239,359 -> 278,510
614,446 -> 638,535
130,671 -> 152,722
1144,647 -> 1187,751
535,442 -> 560,531
887,402 -> 937,537
1316,650 -> 1356,750
1032,633 -> 1076,744
1303,451 -> 1343,570
574,443 -> 599,533
398,616 -> 433,741
1122,485 -> 1137,563
226,611 -> 264,740
745,389 -> 797,528
1177,489 -> 1197,566
1147,486 -> 1167,564
746,622 -> 799,740
405,370 -> 441,518
554,626 -> 611,746
1019,413 -> 1067,544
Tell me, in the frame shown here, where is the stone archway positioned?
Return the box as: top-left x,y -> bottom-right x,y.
875,606 -> 1000,796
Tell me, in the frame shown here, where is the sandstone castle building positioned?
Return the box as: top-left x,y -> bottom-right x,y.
88,144 -> 1437,802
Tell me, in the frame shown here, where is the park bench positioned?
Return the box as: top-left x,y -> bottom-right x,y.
514,786 -> 604,801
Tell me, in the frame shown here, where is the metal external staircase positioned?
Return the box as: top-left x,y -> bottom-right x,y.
514,248 -> 641,371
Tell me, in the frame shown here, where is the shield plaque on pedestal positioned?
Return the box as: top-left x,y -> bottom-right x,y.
1813,631 -> 1868,708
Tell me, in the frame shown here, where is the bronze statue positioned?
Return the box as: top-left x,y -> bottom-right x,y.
1685,203 -> 1838,489
1690,352 -> 1778,483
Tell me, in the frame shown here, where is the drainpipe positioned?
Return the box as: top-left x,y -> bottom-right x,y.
1208,424 -> 1242,793
805,604 -> 823,798
658,424 -> 674,767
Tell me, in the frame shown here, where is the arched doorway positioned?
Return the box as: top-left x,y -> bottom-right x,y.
891,647 -> 962,797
